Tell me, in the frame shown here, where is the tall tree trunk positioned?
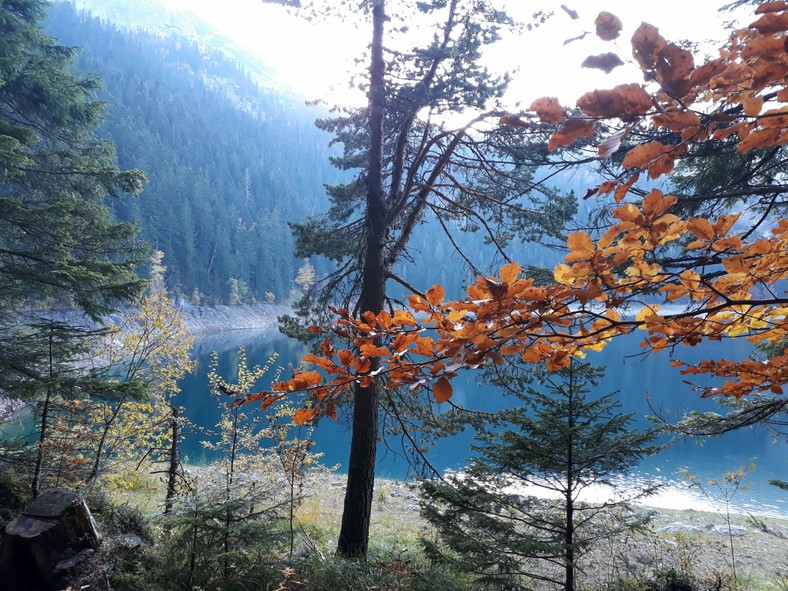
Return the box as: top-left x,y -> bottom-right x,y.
164,405 -> 179,514
32,326 -> 56,498
86,397 -> 126,486
565,363 -> 576,591
32,387 -> 52,499
336,0 -> 387,559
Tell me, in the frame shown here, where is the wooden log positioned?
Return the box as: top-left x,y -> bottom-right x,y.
0,488 -> 102,590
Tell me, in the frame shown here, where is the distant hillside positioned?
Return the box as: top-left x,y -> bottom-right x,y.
45,2 -> 341,304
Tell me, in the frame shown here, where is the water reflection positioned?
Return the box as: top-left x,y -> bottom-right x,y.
176,329 -> 787,516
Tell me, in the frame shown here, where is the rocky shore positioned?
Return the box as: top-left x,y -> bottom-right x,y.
307,475 -> 788,587
175,302 -> 292,335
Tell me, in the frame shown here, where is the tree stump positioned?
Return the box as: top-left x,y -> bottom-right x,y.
0,488 -> 102,590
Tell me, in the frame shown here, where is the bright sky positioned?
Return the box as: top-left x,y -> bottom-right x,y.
164,0 -> 747,109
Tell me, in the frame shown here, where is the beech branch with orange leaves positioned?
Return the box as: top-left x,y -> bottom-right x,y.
236,1 -> 788,424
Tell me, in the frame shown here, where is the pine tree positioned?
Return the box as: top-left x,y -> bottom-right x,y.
0,0 -> 146,317
0,0 -> 147,491
421,362 -> 658,591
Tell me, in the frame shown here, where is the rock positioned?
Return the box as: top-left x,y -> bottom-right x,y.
116,533 -> 145,549
656,522 -> 701,533
703,524 -> 747,535
53,548 -> 94,574
0,488 -> 102,590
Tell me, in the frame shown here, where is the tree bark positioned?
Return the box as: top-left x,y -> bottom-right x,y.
336,0 -> 387,559
565,363 -> 576,591
164,405 -> 179,514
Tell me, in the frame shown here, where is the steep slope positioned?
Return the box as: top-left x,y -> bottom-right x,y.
45,2 -> 340,304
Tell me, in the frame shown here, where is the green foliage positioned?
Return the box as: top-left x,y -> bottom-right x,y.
272,553 -> 487,591
84,490 -> 154,542
0,0 -> 146,318
421,362 -> 659,590
45,2 -> 342,304
154,473 -> 288,590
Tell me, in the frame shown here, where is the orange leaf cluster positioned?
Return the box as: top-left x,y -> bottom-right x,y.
241,2 -> 788,425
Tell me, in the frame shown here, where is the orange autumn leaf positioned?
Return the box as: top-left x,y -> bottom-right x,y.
614,172 -> 640,203
499,114 -> 530,127
565,231 -> 595,262
393,309 -> 418,326
499,261 -> 521,284
749,11 -> 788,33
354,356 -> 372,374
652,109 -> 701,132
595,11 -> 623,41
655,43 -> 695,97
597,180 -> 618,195
742,93 -> 765,117
577,84 -> 651,118
426,284 -> 446,306
433,376 -> 453,403
359,343 -> 390,358
758,107 -> 788,129
338,349 -> 355,367
756,1 -> 788,13
688,217 -> 715,240
406,293 -> 431,312
631,22 -> 666,70
530,96 -> 565,123
689,58 -> 727,87
622,141 -> 673,170
737,127 -> 784,153
548,118 -> 595,150
292,408 -> 318,425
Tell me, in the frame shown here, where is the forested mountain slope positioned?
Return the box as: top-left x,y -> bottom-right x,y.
45,2 -> 341,304
45,2 -> 589,305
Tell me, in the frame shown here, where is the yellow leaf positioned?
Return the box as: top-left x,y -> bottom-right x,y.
393,309 -> 418,326
635,305 -> 661,323
554,263 -> 574,285
614,203 -> 642,222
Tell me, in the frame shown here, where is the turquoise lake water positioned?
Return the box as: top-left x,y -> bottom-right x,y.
176,328 -> 787,517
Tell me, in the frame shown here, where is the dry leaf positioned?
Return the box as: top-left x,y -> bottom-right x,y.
595,11 -> 622,41
530,96 -> 565,123
582,52 -> 625,74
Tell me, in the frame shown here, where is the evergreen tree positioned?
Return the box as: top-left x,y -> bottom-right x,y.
0,0 -> 146,489
420,362 -> 658,591
0,0 -> 146,318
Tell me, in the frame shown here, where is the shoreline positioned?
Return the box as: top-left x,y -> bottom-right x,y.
175,302 -> 292,335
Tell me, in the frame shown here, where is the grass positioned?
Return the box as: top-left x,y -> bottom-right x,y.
77,464 -> 788,591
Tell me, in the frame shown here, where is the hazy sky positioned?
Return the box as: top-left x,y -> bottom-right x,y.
163,0 -> 746,108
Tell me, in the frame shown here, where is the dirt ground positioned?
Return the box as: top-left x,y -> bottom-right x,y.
303,476 -> 788,589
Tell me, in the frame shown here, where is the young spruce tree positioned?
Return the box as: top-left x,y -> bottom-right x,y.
421,361 -> 658,591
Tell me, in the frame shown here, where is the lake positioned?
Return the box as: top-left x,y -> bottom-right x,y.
176,327 -> 787,517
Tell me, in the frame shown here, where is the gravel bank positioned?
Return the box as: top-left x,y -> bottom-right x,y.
303,475 -> 788,588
